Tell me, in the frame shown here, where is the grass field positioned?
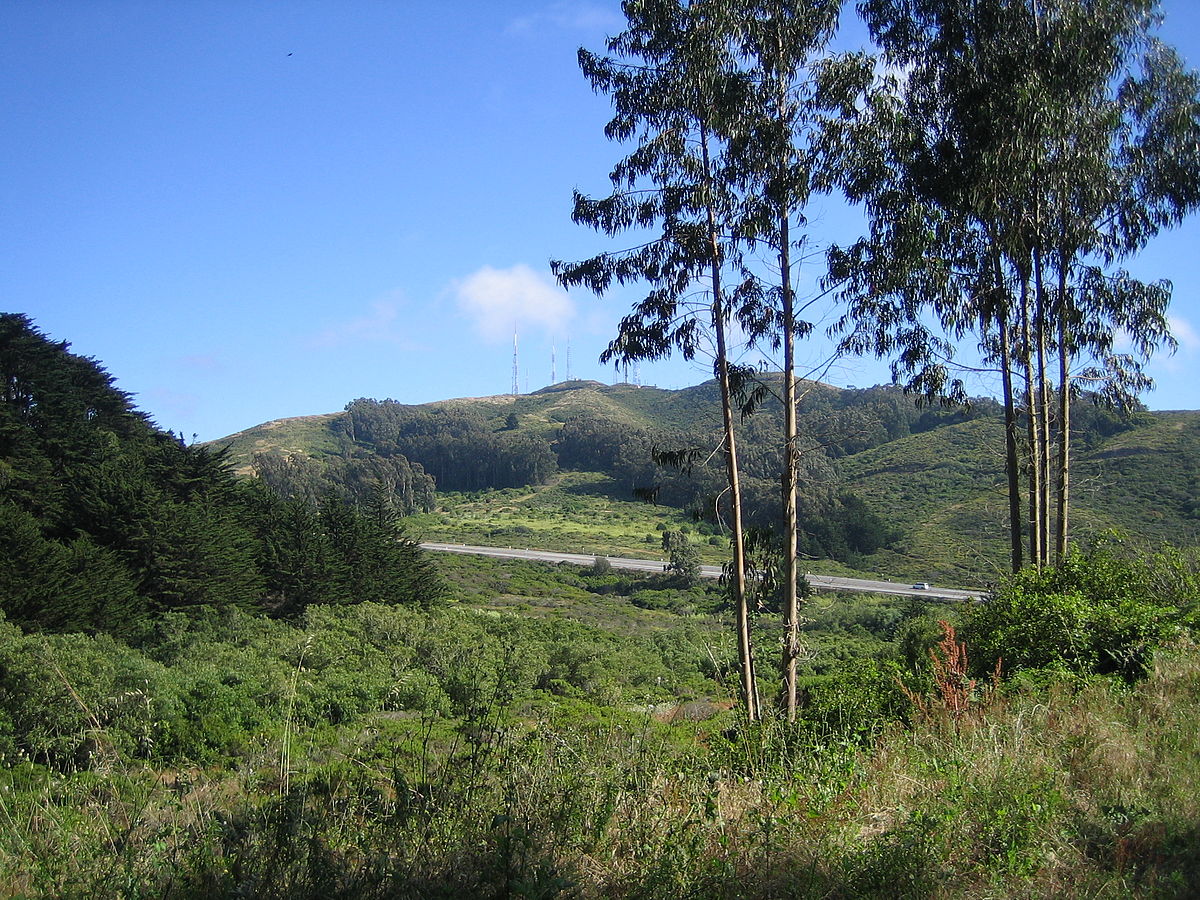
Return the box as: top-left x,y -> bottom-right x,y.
405,471 -> 735,564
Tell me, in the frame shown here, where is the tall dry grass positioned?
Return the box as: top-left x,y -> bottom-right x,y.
2,643 -> 1198,898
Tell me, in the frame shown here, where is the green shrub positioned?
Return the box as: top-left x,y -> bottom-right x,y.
796,661 -> 908,744
964,540 -> 1198,682
170,670 -> 268,762
0,624 -> 183,768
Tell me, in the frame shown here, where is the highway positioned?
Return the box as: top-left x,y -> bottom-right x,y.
419,542 -> 985,602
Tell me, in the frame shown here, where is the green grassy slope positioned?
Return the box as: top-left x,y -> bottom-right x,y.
215,412 -> 349,475
213,378 -> 756,470
406,471 -> 728,562
1073,411 -> 1200,547
211,382 -> 1200,582
837,418 -> 1014,583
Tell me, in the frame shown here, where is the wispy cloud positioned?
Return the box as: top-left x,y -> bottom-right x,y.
308,295 -> 417,350
143,388 -> 201,432
1169,314 -> 1199,353
506,2 -> 623,36
454,264 -> 574,342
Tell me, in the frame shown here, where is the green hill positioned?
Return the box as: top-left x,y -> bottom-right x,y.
216,380 -> 726,471
213,379 -> 1200,583
836,417 -> 1013,582
1074,411 -> 1200,546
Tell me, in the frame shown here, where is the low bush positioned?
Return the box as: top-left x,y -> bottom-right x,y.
963,539 -> 1199,682
0,617 -> 182,768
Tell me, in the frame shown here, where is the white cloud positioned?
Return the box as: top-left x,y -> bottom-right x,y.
455,264 -> 575,342
180,354 -> 223,372
1169,314 -> 1200,352
144,387 -> 200,428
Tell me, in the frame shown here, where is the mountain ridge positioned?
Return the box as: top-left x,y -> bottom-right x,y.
210,378 -> 1200,579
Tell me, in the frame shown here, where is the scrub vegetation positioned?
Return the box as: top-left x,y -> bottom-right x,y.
2,550 -> 1199,898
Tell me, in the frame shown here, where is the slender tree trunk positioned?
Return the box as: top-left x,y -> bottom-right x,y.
998,313 -> 1024,573
1020,273 -> 1044,568
1033,245 -> 1052,565
1025,28 -> 1050,567
715,310 -> 759,722
779,210 -> 800,722
702,125 -> 759,722
769,30 -> 801,721
1055,262 -> 1071,562
991,249 -> 1024,572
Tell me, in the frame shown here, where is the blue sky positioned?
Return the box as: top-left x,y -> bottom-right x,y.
3,1 -> 1198,442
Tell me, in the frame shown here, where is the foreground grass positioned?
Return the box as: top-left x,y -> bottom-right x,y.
3,546 -> 1196,898
2,633 -> 1198,897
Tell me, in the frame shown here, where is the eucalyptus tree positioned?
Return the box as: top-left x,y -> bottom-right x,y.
723,0 -> 873,719
835,0 -> 1200,570
1041,11 -> 1200,558
662,529 -> 703,585
552,0 -> 763,719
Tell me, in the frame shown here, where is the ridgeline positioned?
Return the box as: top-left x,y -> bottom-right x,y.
213,377 -> 1200,583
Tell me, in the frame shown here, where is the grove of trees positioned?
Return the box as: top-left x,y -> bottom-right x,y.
338,398 -> 557,492
0,314 -> 444,637
832,0 -> 1200,571
557,0 -> 1200,718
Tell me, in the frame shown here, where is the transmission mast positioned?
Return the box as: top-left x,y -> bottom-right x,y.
512,331 -> 519,396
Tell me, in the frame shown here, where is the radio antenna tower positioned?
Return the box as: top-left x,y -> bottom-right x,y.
551,344 -> 557,384
566,339 -> 572,381
512,331 -> 519,396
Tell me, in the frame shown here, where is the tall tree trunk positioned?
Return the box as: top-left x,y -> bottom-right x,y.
779,209 -> 800,722
715,312 -> 759,722
1026,30 -> 1050,567
702,125 -> 759,722
1055,262 -> 1071,562
770,29 -> 801,721
1033,245 -> 1052,565
992,250 -> 1023,572
1020,274 -> 1044,568
998,313 -> 1024,573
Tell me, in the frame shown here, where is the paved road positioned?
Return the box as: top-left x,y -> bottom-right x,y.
420,542 -> 985,602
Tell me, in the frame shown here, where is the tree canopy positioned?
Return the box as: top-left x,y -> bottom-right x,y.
833,0 -> 1200,570
0,314 -> 443,637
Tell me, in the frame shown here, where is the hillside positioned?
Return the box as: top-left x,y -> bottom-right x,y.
214,380 -> 1200,582
216,380 -> 730,471
1074,411 -> 1200,546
